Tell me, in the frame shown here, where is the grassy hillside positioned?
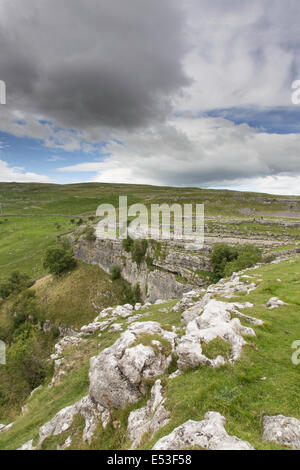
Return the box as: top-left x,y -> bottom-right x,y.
1,256 -> 300,450
1,181 -> 300,282
32,261 -> 137,329
1,182 -> 300,217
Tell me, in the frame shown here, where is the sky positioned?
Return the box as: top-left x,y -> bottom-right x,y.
0,0 -> 300,194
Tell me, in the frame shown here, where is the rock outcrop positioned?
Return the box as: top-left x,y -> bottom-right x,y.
19,395 -> 104,450
152,412 -> 254,450
17,266 -> 266,451
72,237 -> 209,302
262,415 -> 300,449
176,299 -> 260,370
89,322 -> 177,409
127,380 -> 169,449
266,297 -> 287,309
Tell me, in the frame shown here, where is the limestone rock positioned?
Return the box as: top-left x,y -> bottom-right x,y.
37,395 -> 103,448
112,304 -> 134,318
266,297 -> 286,309
18,439 -> 36,450
109,323 -> 123,333
152,412 -> 254,450
262,415 -> 300,449
177,299 -> 260,370
89,322 -> 177,409
51,335 -> 84,360
0,422 -> 13,433
127,380 -> 170,449
80,319 -> 112,335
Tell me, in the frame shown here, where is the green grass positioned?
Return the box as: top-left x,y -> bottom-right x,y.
32,261 -> 135,329
0,216 -> 72,281
1,182 -> 300,286
201,338 -> 232,360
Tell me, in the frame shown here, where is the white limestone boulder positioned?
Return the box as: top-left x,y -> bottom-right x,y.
262,415 -> 300,449
152,412 -> 254,450
89,322 -> 177,409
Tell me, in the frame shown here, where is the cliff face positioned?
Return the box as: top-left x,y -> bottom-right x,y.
71,237 -> 212,302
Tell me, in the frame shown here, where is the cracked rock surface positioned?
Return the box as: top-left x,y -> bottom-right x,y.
152,411 -> 254,450
127,380 -> 170,449
89,321 -> 177,409
262,415 -> 300,449
177,299 -> 260,370
19,395 -> 104,450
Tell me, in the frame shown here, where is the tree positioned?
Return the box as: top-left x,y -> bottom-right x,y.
0,271 -> 31,299
210,243 -> 238,279
43,247 -> 77,276
210,243 -> 262,280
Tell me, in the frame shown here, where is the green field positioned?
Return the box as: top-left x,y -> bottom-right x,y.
1,182 -> 300,282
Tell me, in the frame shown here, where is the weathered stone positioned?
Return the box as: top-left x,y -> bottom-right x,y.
109,323 -> 123,333
152,412 -> 254,450
127,380 -> 170,449
262,415 -> 300,449
266,297 -> 286,309
18,439 -> 36,450
0,422 -> 13,433
89,322 -> 177,409
177,299 -> 260,370
37,395 -> 103,448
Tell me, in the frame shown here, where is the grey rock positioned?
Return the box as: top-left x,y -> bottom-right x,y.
37,395 -> 103,448
127,380 -> 170,449
262,415 -> 300,449
89,322 -> 177,409
152,412 -> 254,450
177,299 -> 260,370
266,297 -> 286,309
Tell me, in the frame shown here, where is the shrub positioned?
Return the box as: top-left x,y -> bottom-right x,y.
120,282 -> 141,304
7,327 -> 50,392
210,243 -> 238,279
84,226 -> 96,242
43,247 -> 77,276
224,244 -> 262,277
146,256 -> 154,268
210,243 -> 262,280
122,236 -> 133,252
110,265 -> 121,281
0,271 -> 31,299
12,290 -> 44,327
131,239 -> 148,266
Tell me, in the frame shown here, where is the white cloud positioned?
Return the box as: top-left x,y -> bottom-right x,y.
47,155 -> 65,162
0,159 -> 51,182
177,0 -> 299,112
58,116 -> 300,193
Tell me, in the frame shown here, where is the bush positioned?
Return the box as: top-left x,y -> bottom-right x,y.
110,265 -> 121,281
146,256 -> 154,268
43,247 -> 77,276
223,244 -> 262,277
122,236 -> 133,252
0,271 -> 31,299
120,282 -> 141,305
210,243 -> 238,279
131,239 -> 148,266
84,226 -> 96,242
210,243 -> 262,280
7,326 -> 50,392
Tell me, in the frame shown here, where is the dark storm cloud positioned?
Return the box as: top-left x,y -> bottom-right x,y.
0,0 -> 190,130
